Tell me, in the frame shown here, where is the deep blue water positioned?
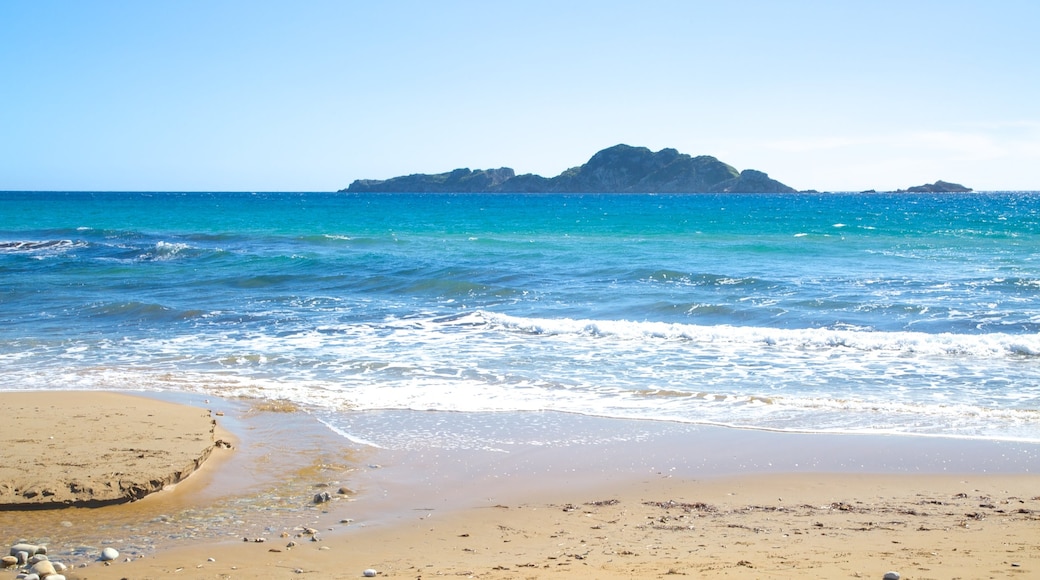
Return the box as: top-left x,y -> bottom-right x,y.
2,191 -> 1039,446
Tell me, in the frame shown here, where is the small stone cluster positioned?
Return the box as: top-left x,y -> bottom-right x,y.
3,543 -> 65,580
2,542 -> 121,579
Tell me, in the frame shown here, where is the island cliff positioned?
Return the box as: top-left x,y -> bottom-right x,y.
341,144 -> 797,194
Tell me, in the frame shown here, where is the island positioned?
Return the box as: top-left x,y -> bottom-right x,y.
901,180 -> 973,193
341,144 -> 797,194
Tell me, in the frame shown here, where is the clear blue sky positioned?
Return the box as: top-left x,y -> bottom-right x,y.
2,1 -> 1038,191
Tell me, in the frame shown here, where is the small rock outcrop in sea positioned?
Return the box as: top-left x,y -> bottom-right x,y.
341,144 -> 797,194
902,180 -> 973,193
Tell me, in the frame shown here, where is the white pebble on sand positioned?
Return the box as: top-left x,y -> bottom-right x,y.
100,547 -> 119,561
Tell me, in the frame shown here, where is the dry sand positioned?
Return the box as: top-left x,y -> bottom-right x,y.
1,391 -> 1037,579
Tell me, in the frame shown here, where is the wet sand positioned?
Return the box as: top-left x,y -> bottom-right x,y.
0,392 -> 221,508
1,391 -> 1037,579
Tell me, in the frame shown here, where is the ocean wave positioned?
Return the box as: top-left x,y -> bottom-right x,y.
637,270 -> 771,288
469,311 -> 1040,358
83,301 -> 208,322
0,239 -> 84,255
138,241 -> 195,261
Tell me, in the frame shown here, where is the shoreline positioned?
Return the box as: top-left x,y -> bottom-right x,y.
1,391 -> 1038,578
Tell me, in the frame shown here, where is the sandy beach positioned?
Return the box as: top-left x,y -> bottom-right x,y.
2,392 -> 1038,579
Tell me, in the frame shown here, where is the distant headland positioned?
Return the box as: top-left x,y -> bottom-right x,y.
339,144 -> 972,194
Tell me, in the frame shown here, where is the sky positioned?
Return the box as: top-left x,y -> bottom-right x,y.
2,1 -> 1038,192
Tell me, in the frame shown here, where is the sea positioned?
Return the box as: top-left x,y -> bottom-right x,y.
2,190 -> 1040,452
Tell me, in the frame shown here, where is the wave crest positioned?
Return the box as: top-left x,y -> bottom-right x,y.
470,311 -> 1040,358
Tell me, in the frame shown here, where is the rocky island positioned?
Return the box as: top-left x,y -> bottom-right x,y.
341,144 -> 797,194
902,180 -> 973,193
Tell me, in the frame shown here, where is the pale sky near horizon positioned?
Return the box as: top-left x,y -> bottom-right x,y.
2,1 -> 1038,192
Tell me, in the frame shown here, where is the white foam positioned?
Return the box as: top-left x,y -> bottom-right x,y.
476,311 -> 1040,358
140,241 -> 193,261
3,310 -> 1038,443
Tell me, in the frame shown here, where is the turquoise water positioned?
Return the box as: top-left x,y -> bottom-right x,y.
2,191 -> 1039,446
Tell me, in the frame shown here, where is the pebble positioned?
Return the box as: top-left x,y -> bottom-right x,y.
363,569 -> 378,577
99,547 -> 119,561
313,491 -> 332,504
10,544 -> 42,557
883,573 -> 901,580
20,574 -> 40,580
1,556 -> 17,568
16,552 -> 29,566
30,560 -> 56,577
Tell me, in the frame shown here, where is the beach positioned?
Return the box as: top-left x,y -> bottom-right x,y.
2,392 -> 1037,579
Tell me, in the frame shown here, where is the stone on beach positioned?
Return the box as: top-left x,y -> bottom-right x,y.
30,559 -> 56,577
363,569 -> 378,577
10,543 -> 45,557
883,572 -> 901,580
99,547 -> 119,561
